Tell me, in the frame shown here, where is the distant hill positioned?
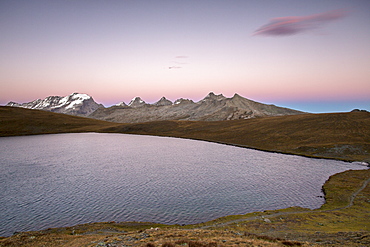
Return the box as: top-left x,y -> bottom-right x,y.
1,106 -> 369,162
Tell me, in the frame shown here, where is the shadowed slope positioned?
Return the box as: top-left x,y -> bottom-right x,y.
101,111 -> 370,161
0,106 -> 119,136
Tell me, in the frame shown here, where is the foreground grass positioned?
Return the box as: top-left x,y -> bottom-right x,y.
1,170 -> 368,246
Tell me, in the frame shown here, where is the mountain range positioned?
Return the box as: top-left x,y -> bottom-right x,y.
6,92 -> 304,123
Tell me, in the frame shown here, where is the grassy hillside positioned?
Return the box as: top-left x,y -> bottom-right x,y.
0,106 -> 119,136
100,111 -> 370,162
1,106 -> 369,161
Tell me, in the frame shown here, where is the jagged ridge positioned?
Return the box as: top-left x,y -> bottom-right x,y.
6,92 -> 304,122
90,92 -> 304,123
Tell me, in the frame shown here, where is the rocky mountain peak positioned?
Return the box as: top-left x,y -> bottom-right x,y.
202,92 -> 226,102
128,97 -> 146,108
232,93 -> 242,99
154,97 -> 172,106
115,101 -> 127,107
174,98 -> 194,105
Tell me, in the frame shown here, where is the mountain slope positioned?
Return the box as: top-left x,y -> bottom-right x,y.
90,92 -> 304,123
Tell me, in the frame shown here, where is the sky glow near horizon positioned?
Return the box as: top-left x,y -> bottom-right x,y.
0,0 -> 369,113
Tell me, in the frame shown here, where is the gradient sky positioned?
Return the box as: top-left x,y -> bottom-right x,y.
1,0 -> 369,113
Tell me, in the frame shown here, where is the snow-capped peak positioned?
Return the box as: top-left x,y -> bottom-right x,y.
6,92 -> 101,116
62,93 -> 92,110
70,93 -> 91,100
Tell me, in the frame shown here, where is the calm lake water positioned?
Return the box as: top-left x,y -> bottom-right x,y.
0,133 -> 366,236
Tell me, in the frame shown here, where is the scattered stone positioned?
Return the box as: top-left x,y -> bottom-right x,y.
231,231 -> 242,236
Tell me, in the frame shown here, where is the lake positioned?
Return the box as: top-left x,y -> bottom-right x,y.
0,133 -> 366,236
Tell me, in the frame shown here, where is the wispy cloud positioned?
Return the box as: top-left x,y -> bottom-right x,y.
168,56 -> 189,69
253,9 -> 348,36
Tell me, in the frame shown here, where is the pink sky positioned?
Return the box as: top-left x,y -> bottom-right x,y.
1,0 -> 369,112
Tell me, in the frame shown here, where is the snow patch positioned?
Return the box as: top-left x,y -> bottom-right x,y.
65,98 -> 85,109
71,93 -> 91,100
57,96 -> 69,106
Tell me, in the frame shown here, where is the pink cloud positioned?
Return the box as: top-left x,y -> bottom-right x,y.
254,9 -> 348,36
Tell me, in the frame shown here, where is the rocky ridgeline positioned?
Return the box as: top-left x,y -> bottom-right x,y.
6,92 -> 304,123
90,92 -> 304,123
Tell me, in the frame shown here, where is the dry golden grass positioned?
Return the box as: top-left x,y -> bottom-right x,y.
0,106 -> 120,136
0,226 -> 310,246
100,111 -> 370,161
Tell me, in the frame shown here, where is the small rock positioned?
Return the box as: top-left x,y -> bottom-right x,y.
264,218 -> 271,223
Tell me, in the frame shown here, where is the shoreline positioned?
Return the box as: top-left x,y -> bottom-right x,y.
131,133 -> 370,164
